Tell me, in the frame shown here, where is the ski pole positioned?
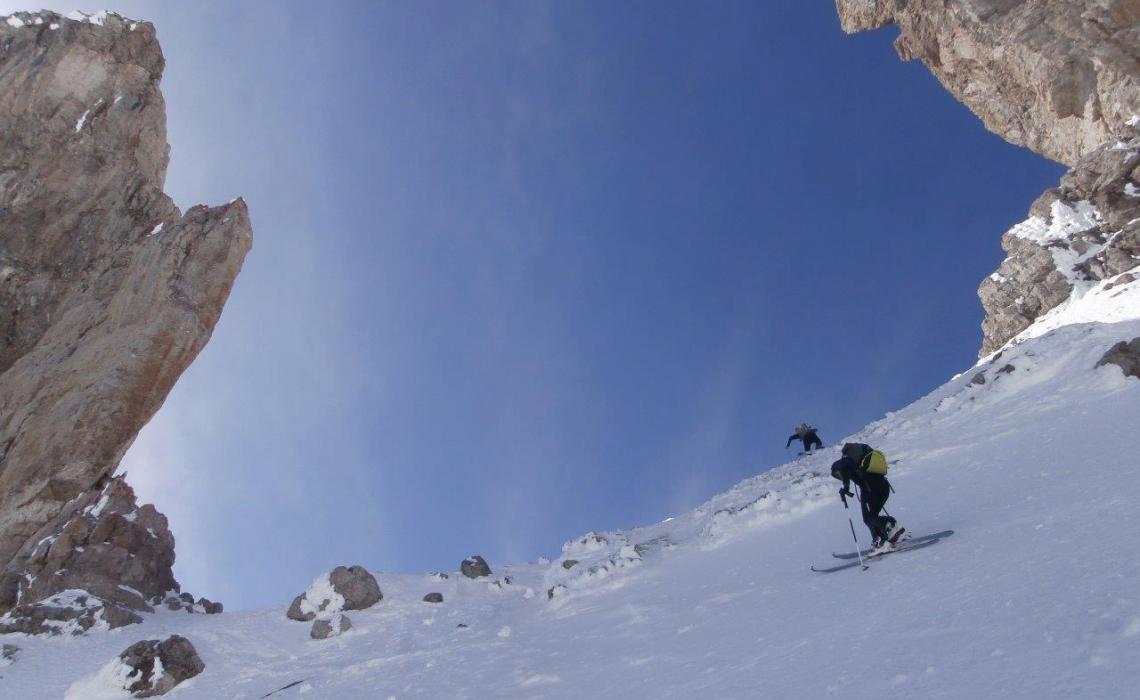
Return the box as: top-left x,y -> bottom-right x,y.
840,490 -> 867,570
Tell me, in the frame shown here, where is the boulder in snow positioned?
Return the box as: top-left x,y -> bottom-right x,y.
561,559 -> 579,570
199,598 -> 223,614
460,555 -> 492,579
287,565 -> 381,621
118,635 -> 204,697
1,643 -> 18,666
423,592 -> 444,603
1096,338 -> 1140,379
310,614 -> 352,640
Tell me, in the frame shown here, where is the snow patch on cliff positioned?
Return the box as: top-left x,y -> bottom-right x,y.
1008,199 -> 1100,245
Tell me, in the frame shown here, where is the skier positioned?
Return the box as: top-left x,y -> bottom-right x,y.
830,442 -> 907,550
786,423 -> 823,453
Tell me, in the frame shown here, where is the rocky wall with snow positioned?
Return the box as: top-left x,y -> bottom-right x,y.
0,477 -> 221,636
979,136 -> 1140,354
835,0 -> 1140,355
0,8 -> 251,610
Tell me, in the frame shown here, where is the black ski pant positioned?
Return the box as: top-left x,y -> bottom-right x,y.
859,476 -> 894,542
803,434 -> 822,452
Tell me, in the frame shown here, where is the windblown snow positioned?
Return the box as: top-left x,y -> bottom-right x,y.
2,282 -> 1139,697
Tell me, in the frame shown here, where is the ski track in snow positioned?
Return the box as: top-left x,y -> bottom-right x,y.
3,284 -> 1140,698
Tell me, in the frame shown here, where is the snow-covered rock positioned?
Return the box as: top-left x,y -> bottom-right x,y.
287,566 -> 381,622
460,555 -> 492,579
978,139 -> 1140,354
0,590 -> 142,636
0,477 -> 219,635
310,614 -> 352,640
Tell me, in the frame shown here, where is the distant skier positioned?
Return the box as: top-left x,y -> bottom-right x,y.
830,442 -> 907,550
786,423 -> 823,453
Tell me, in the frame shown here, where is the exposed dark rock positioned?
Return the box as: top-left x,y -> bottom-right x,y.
0,590 -> 143,636
1096,338 -> 1140,379
310,614 -> 352,640
287,565 -> 381,621
423,592 -> 444,603
997,364 -> 1016,375
561,559 -> 579,570
970,372 -> 987,386
286,595 -> 312,622
119,635 -> 204,697
1,643 -> 19,665
461,555 -> 492,579
199,598 -> 223,614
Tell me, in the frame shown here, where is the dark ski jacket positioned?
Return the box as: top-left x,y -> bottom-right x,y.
829,455 -> 868,491
786,428 -> 820,449
831,443 -> 888,493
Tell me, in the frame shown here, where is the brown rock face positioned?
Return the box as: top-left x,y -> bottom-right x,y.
835,1 -> 1140,354
835,0 -> 1140,167
0,10 -> 251,579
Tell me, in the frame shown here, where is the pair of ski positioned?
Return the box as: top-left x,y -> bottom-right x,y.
810,529 -> 953,573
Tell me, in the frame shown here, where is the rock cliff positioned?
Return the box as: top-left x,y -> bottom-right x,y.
835,0 -> 1140,354
0,10 -> 250,624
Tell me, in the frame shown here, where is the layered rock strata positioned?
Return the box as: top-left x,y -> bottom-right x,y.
835,0 -> 1140,354
0,9 -> 250,619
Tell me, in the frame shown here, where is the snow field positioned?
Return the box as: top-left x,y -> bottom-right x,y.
2,288 -> 1139,698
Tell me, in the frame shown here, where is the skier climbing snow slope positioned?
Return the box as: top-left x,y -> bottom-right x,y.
4,284 -> 1140,698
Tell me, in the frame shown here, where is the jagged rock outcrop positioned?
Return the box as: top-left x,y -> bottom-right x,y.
0,477 -> 220,635
978,136 -> 1140,353
835,1 -> 1140,354
0,8 -> 250,610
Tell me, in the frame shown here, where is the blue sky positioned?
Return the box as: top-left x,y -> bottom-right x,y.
8,2 -> 1064,609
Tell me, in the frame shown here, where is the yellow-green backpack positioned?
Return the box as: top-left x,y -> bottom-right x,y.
862,449 -> 889,475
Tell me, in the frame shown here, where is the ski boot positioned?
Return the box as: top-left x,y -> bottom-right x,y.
884,519 -> 909,546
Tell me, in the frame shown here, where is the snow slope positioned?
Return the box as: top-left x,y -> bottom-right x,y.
3,279 -> 1139,699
